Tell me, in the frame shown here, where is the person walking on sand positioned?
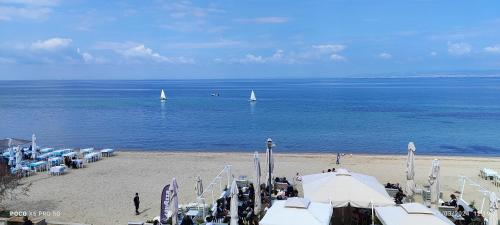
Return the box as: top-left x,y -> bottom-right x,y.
134,193 -> 140,215
336,152 -> 341,165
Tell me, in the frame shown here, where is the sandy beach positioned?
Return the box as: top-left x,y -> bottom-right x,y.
6,151 -> 500,225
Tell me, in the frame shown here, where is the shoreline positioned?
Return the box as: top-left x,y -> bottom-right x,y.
118,148 -> 500,159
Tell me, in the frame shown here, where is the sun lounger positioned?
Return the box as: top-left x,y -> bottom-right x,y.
62,152 -> 77,158
48,156 -> 62,166
49,166 -> 65,176
40,147 -> 54,153
72,159 -> 84,168
493,174 -> 500,187
100,148 -> 115,157
480,168 -> 498,180
80,148 -> 94,155
52,149 -> 72,157
84,152 -> 101,163
29,161 -> 47,172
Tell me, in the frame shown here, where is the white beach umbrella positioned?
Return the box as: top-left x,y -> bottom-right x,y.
9,141 -> 14,156
406,142 -> 416,198
253,151 -> 262,215
31,134 -> 37,160
195,176 -> 203,197
15,146 -> 22,170
488,192 -> 498,225
8,145 -> 15,166
429,159 -> 440,207
230,180 -> 239,225
169,178 -> 179,225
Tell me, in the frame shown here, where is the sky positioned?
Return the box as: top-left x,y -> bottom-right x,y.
1,0 -> 500,80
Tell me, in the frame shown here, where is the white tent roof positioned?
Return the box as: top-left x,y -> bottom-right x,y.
375,203 -> 454,225
302,168 -> 395,208
259,198 -> 332,225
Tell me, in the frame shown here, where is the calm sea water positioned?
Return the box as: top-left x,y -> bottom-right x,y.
1,78 -> 500,156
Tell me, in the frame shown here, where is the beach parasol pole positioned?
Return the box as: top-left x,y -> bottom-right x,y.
266,138 -> 273,206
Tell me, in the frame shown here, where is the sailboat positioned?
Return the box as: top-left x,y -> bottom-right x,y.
160,89 -> 167,101
249,90 -> 256,102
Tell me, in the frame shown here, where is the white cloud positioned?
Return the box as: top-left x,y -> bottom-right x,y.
311,44 -> 347,62
430,51 -> 437,56
330,54 -> 346,61
242,54 -> 265,63
239,49 -> 291,64
162,40 -> 242,49
312,44 -> 346,53
484,45 -> 500,54
31,38 -> 72,51
0,0 -> 59,21
76,48 -> 104,64
123,45 -> 167,61
447,42 -> 472,56
116,44 -> 193,64
162,1 -> 222,19
237,17 -> 290,24
378,52 -> 392,59
236,45 -> 348,64
159,0 -> 224,33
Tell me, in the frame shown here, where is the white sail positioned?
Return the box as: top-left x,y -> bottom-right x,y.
160,89 -> 167,100
249,90 -> 256,101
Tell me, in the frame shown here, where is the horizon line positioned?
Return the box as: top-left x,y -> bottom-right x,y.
2,74 -> 500,81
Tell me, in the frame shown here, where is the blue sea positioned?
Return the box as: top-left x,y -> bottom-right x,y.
1,78 -> 500,156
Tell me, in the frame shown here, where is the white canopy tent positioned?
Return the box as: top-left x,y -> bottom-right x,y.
302,168 -> 395,208
259,198 -> 332,225
375,203 -> 454,225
